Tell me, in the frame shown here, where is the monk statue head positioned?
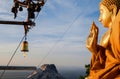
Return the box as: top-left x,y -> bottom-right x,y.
99,0 -> 120,28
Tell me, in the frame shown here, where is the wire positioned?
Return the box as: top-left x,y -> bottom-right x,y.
0,0 -> 48,78
33,0 -> 85,70
33,12 -> 40,22
37,12 -> 81,67
33,0 -> 48,22
0,35 -> 25,79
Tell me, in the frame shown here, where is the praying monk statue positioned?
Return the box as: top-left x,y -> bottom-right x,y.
86,0 -> 120,79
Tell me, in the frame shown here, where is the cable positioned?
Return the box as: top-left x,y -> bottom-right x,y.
23,3 -> 82,79
0,0 -> 48,78
33,0 -> 48,22
37,12 -> 81,67
0,35 -> 25,79
33,11 -> 40,22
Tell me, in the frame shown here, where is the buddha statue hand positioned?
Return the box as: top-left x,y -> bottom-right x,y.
86,22 -> 99,54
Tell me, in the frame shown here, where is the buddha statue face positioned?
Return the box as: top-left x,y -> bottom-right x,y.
99,0 -> 120,28
99,4 -> 112,28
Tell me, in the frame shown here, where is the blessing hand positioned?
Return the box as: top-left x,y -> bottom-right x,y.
86,22 -> 99,54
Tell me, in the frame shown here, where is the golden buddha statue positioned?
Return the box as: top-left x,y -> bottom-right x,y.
86,0 -> 120,79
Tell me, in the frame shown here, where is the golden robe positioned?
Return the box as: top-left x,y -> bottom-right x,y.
88,10 -> 120,79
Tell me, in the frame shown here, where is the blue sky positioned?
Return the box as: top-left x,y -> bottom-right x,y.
0,0 -> 107,68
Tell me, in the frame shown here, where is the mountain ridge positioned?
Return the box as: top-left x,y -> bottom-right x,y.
27,64 -> 65,79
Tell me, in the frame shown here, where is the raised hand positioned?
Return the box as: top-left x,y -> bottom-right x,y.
86,22 -> 99,54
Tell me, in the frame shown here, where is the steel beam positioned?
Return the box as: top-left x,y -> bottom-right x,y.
0,66 -> 37,70
0,20 -> 35,26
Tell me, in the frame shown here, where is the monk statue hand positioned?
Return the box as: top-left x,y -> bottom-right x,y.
86,22 -> 99,54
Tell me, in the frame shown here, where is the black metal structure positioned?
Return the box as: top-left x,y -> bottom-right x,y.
0,66 -> 37,70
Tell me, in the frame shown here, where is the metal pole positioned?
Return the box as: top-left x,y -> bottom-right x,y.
0,20 -> 35,26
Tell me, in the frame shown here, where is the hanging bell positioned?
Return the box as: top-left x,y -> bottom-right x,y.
21,41 -> 29,57
21,41 -> 29,52
19,6 -> 23,11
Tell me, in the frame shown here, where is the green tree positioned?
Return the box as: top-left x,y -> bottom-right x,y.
85,64 -> 90,76
79,64 -> 90,79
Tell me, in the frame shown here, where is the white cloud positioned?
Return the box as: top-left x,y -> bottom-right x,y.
0,0 -> 102,68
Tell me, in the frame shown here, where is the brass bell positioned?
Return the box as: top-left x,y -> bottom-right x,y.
21,41 -> 29,52
21,41 -> 29,57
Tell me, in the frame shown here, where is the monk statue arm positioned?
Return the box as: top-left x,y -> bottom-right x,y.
86,22 -> 99,54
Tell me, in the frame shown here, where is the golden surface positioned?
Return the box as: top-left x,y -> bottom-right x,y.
86,1 -> 120,79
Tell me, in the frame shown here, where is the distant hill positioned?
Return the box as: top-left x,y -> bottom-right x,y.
27,64 -> 65,79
